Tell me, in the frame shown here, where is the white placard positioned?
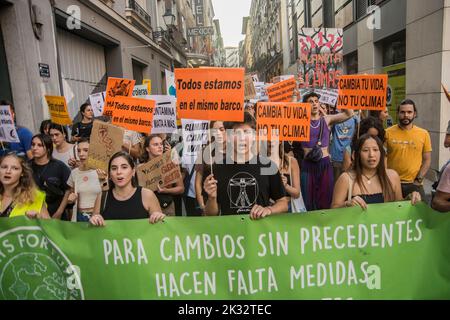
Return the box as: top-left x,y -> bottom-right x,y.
0,105 -> 20,143
315,89 -> 339,106
181,119 -> 209,165
144,95 -> 177,134
89,92 -> 106,117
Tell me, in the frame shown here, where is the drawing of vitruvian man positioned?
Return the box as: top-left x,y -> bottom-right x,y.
227,172 -> 259,210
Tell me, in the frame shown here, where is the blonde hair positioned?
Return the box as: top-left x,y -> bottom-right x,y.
0,154 -> 38,206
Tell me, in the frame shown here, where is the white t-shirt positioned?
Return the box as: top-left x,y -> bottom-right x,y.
53,144 -> 76,168
67,168 -> 102,210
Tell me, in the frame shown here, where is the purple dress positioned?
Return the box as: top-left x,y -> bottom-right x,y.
299,117 -> 334,211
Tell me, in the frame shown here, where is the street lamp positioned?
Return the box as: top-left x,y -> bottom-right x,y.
163,9 -> 176,28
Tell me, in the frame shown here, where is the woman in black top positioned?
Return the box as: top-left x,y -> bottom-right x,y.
331,134 -> 421,209
71,103 -> 94,142
29,134 -> 71,219
90,152 -> 164,226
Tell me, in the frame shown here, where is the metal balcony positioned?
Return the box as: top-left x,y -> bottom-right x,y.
125,0 -> 152,35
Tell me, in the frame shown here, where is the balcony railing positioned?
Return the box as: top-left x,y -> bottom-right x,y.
126,0 -> 151,27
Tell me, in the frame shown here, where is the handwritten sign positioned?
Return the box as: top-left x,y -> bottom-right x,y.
298,28 -> 343,90
266,78 -> 297,102
44,95 -> 72,125
175,68 -> 245,121
104,96 -> 155,134
137,151 -> 181,191
181,119 -> 209,165
315,89 -> 339,106
0,105 -> 20,143
256,102 -> 311,141
337,75 -> 388,110
87,121 -> 124,172
244,75 -> 257,100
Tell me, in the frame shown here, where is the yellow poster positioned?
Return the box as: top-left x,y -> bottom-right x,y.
143,79 -> 152,94
44,95 -> 72,125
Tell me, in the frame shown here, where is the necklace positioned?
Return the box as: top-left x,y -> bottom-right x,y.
310,119 -> 321,129
113,188 -> 136,201
362,173 -> 378,185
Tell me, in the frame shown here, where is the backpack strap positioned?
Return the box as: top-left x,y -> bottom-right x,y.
99,190 -> 108,216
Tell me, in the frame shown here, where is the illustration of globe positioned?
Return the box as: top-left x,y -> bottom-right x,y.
0,253 -> 69,300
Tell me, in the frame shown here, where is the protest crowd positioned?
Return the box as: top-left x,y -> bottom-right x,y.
1,70 -> 449,226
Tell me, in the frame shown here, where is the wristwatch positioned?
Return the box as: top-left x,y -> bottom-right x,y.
415,176 -> 424,184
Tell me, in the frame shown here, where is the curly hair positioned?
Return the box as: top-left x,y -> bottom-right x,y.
0,153 -> 39,206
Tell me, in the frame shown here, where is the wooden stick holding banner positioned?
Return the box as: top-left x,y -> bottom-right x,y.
208,129 -> 214,176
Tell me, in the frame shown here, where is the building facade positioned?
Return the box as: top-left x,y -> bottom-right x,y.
248,0 -> 283,82
278,0 -> 449,174
0,0 -> 220,131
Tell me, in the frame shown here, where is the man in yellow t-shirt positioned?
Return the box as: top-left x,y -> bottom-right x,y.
385,99 -> 432,199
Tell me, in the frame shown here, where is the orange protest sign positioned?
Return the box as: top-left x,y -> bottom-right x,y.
337,74 -> 388,110
103,77 -> 136,116
105,96 -> 155,134
175,68 -> 245,121
44,95 -> 72,125
266,78 -> 297,102
256,102 -> 311,141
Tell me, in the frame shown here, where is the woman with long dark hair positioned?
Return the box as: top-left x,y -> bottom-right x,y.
29,134 -> 71,219
193,120 -> 227,216
0,153 -> 50,219
332,134 -> 421,209
138,134 -> 184,216
49,123 -> 77,169
89,152 -> 164,226
71,103 -> 94,142
342,116 -> 386,172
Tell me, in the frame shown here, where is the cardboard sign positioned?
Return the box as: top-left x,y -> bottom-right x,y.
146,95 -> 177,134
44,95 -> 72,125
244,75 -> 257,100
132,84 -> 151,97
315,89 -> 339,106
175,68 -> 245,121
181,119 -> 209,165
337,75 -> 388,110
89,92 -> 106,117
0,105 -> 20,143
256,102 -> 311,141
298,28 -> 343,90
87,121 -> 124,172
266,78 -> 297,103
104,96 -> 155,134
137,151 -> 182,191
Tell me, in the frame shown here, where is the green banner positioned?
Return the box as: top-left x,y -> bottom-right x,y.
0,202 -> 449,300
